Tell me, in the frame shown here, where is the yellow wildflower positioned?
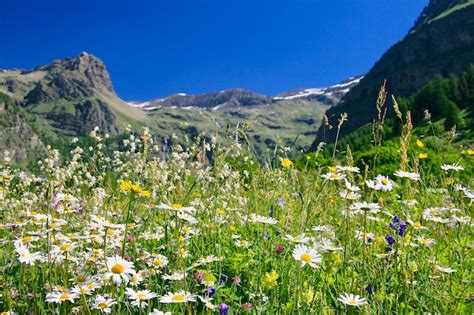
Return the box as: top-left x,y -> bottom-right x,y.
262,271 -> 279,288
281,159 -> 293,168
416,139 -> 425,148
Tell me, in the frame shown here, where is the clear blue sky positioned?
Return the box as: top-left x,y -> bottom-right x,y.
0,0 -> 428,100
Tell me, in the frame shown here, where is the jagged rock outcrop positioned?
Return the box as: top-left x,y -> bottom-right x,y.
0,52 -> 139,136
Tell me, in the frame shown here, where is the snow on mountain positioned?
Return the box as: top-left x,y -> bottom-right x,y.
273,75 -> 364,101
125,75 -> 364,111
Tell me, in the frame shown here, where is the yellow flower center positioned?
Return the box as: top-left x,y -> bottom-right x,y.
182,227 -> 190,234
76,275 -> 86,282
137,293 -> 147,300
60,243 -> 72,251
330,173 -> 339,179
348,300 -> 357,305
381,179 -> 389,185
301,253 -> 312,262
98,302 -> 108,309
153,259 -> 162,266
172,294 -> 185,302
22,236 -> 33,243
414,222 -> 421,229
171,203 -> 183,209
59,293 -> 70,300
111,263 -> 125,274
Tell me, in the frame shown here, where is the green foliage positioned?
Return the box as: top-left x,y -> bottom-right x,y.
353,140 -> 400,175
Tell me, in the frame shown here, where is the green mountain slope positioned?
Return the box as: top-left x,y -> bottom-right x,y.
314,0 -> 474,145
0,52 -> 147,136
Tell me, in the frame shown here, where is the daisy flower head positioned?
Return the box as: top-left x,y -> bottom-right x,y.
436,266 -> 456,274
156,203 -> 196,214
322,172 -> 346,181
247,214 -> 278,225
92,295 -> 117,313
14,241 -> 43,265
344,181 -> 361,192
105,255 -> 135,284
441,163 -> 464,172
149,254 -> 169,269
350,202 -> 381,214
339,190 -> 361,200
337,292 -> 368,307
149,310 -> 172,315
416,235 -> 435,248
394,170 -> 420,181
336,165 -> 360,173
45,290 -> 79,304
284,233 -> 311,244
125,288 -> 157,308
375,175 -> 393,191
292,244 -> 322,268
160,291 -> 197,303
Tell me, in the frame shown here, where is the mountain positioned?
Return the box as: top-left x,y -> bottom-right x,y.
0,92 -> 46,164
125,77 -> 361,153
0,52 -> 146,136
0,52 -> 362,163
129,89 -> 272,111
314,0 -> 474,145
128,75 -> 363,112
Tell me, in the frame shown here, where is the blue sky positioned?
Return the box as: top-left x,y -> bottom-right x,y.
0,0 -> 427,100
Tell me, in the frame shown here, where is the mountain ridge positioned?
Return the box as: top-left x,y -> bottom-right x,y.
314,0 -> 474,145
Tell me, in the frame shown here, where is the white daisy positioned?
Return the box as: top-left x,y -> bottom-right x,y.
336,165 -> 360,173
441,163 -> 464,172
45,290 -> 79,304
375,175 -> 393,191
416,235 -> 435,248
292,244 -> 322,268
321,172 -> 346,181
156,203 -> 196,214
160,291 -> 197,303
436,266 -> 456,273
337,292 -> 368,307
149,255 -> 169,269
125,288 -> 157,308
349,202 -> 381,214
14,242 -> 43,266
92,295 -> 116,313
284,233 -> 311,244
247,214 -> 278,225
394,170 -> 420,181
105,255 -> 135,284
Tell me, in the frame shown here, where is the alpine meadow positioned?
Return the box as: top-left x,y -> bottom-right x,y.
0,0 -> 473,314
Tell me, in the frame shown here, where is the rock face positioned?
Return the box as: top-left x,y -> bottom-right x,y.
0,93 -> 45,164
314,0 -> 474,144
137,88 -> 273,110
0,52 -> 124,136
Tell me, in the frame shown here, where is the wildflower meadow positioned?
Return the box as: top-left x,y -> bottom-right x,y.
0,120 -> 472,314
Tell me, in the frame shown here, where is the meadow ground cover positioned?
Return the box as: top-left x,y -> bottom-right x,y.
0,123 -> 472,314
